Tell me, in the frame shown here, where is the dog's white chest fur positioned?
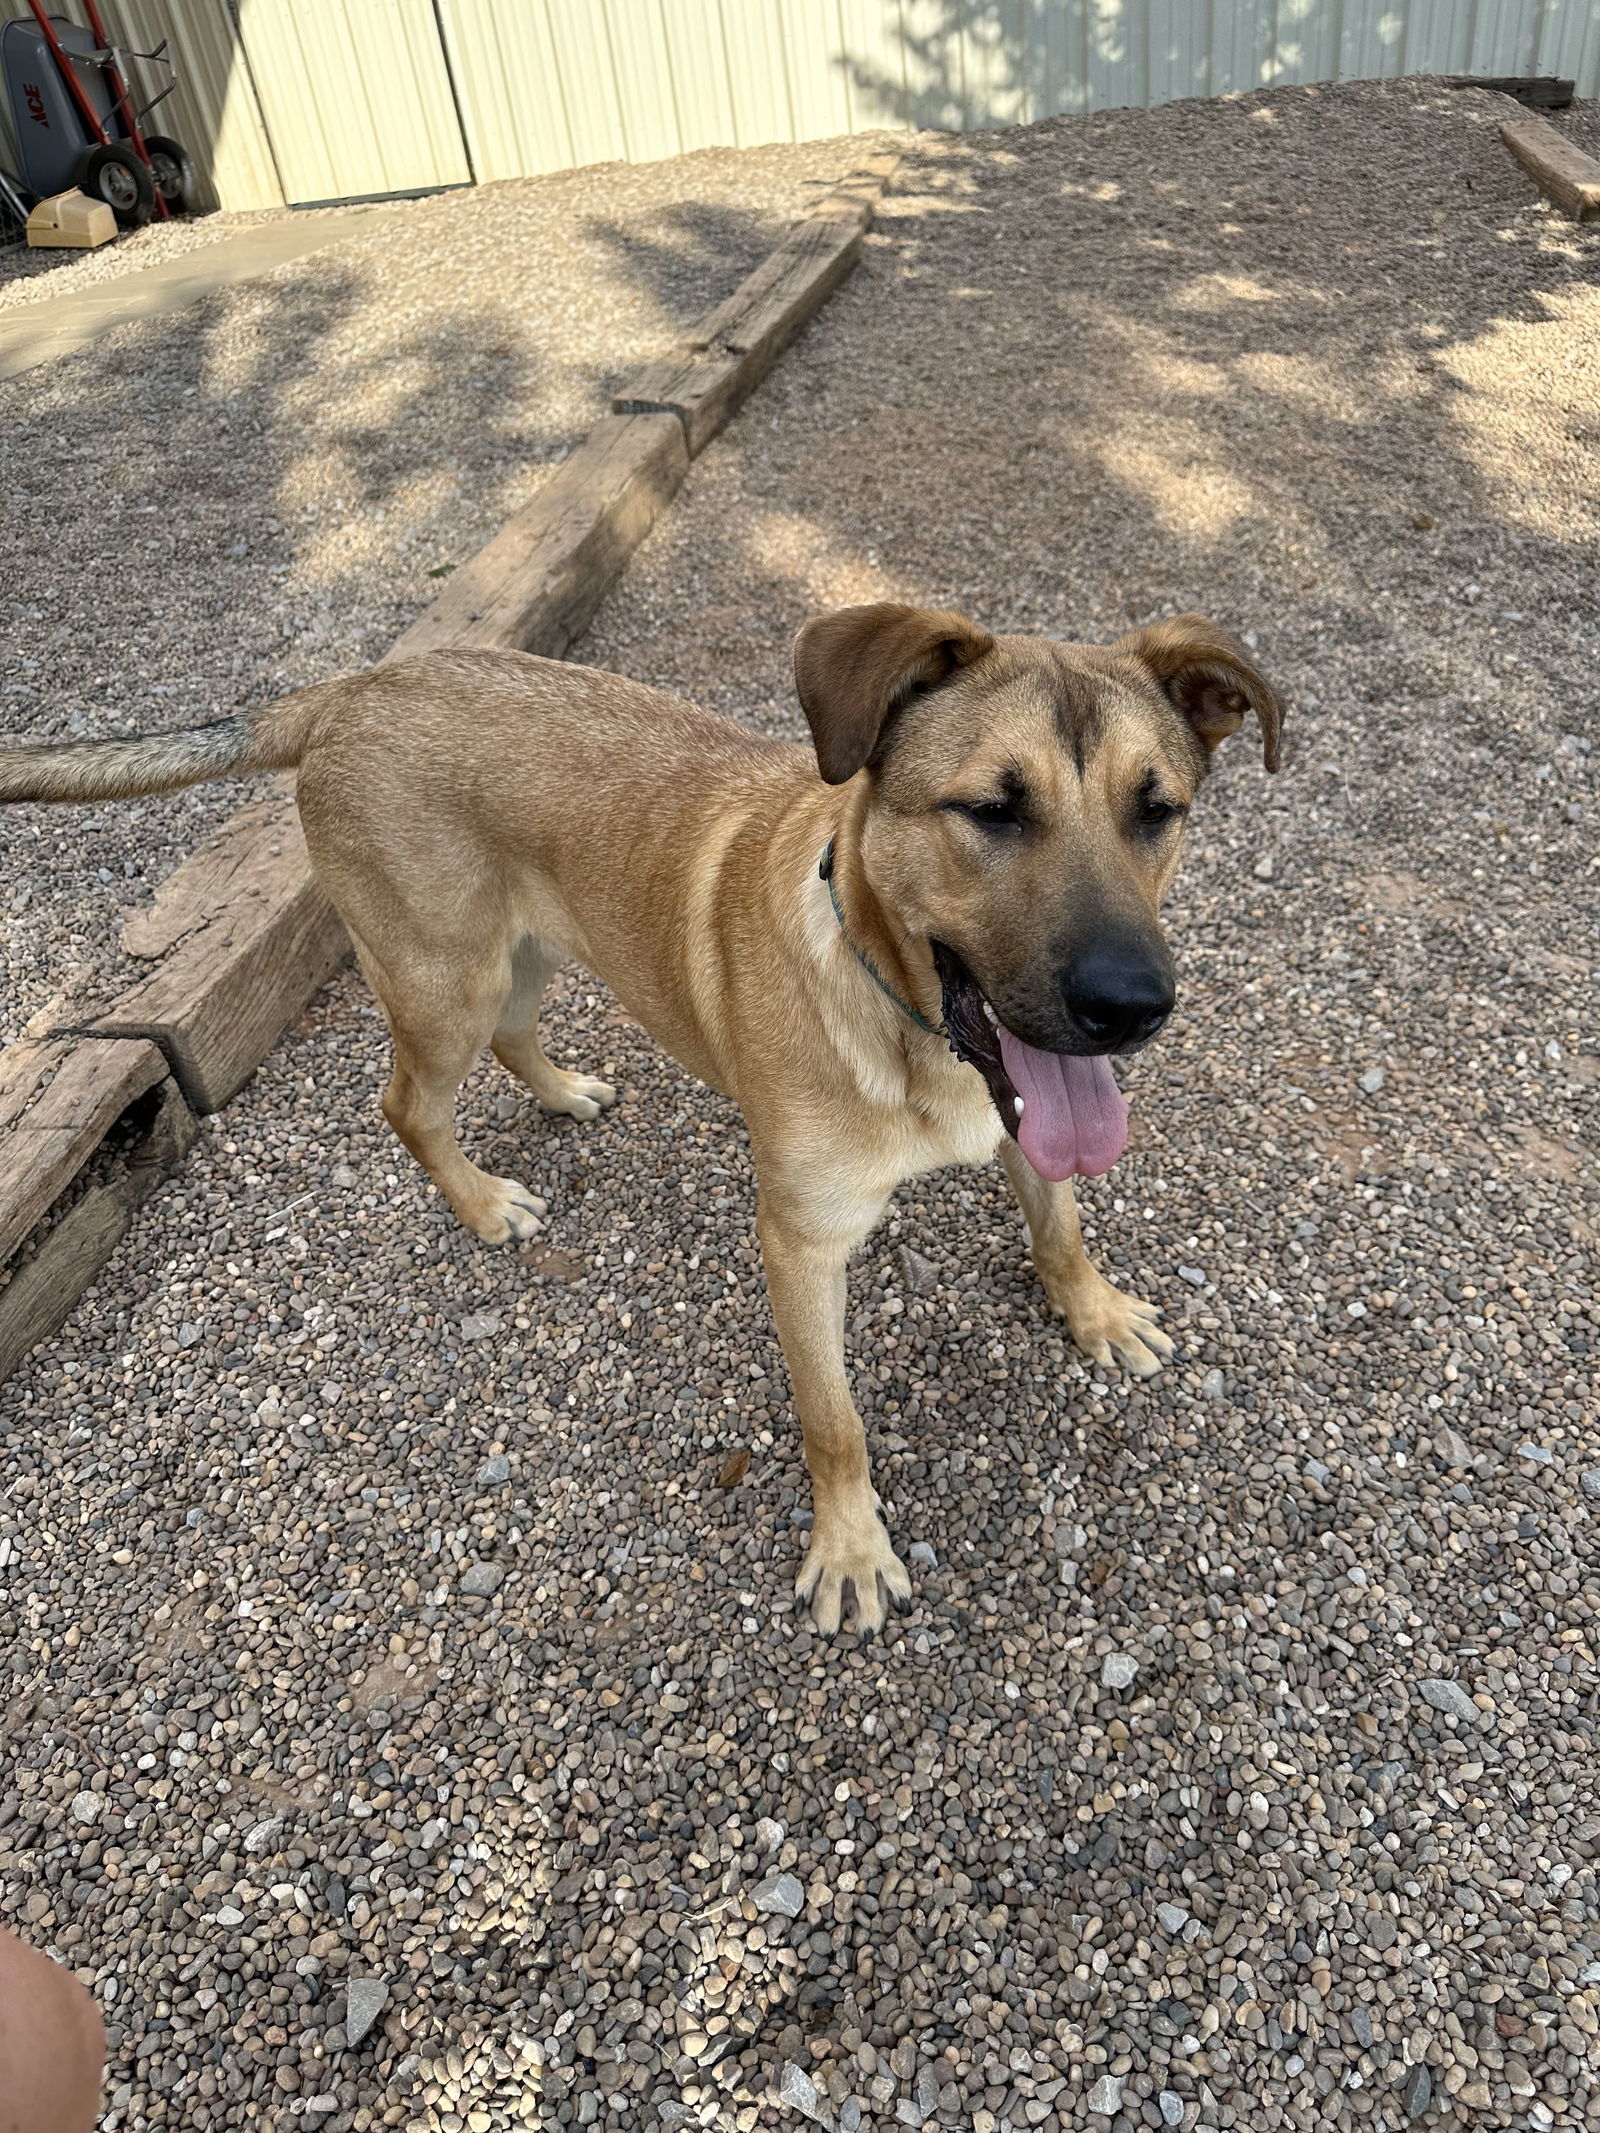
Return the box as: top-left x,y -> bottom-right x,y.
804,882 -> 1006,1187
903,1050 -> 1007,1174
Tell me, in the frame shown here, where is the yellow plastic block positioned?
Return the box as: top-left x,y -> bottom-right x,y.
26,189 -> 117,249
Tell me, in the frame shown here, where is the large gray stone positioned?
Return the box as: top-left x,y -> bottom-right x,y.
1416,1677 -> 1479,1726
344,1977 -> 390,2049
778,2061 -> 830,2122
751,1871 -> 805,1918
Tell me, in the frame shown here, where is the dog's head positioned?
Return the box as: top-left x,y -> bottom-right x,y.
794,603 -> 1283,1180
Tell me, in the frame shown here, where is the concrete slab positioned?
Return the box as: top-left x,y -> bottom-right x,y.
0,210 -> 385,381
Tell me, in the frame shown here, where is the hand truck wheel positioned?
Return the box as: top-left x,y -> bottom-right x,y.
142,134 -> 200,215
72,141 -> 154,226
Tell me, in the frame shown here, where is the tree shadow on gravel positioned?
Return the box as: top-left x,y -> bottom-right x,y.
0,256 -> 560,734
0,253 -> 571,1041
580,81 -> 1598,913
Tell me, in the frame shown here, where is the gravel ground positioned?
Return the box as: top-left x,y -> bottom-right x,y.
0,138 -> 864,1042
3,76 -> 1599,2133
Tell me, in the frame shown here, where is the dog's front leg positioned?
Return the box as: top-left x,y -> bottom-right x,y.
757,1188 -> 911,1636
998,1139 -> 1174,1378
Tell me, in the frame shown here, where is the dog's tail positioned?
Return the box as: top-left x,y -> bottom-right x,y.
0,681 -> 331,806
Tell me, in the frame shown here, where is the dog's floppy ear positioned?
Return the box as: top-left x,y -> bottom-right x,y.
793,604 -> 995,785
1115,614 -> 1284,772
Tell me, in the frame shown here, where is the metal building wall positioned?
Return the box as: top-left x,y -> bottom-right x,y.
278,0 -> 1600,202
420,0 -> 1595,174
101,0 -> 284,210
234,0 -> 469,204
5,3 -> 1599,216
434,0 -> 914,184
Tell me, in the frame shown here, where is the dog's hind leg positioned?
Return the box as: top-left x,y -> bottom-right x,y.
998,1140 -> 1173,1377
358,939 -> 547,1246
490,936 -> 617,1122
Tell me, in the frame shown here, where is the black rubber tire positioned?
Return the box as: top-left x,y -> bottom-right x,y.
143,134 -> 201,214
72,142 -> 154,227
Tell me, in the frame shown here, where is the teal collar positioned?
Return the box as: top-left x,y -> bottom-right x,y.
819,841 -> 941,1037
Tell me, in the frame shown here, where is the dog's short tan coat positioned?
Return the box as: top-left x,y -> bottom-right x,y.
1,606 -> 1281,1630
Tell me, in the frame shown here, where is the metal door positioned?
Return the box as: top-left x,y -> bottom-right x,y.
235,0 -> 470,206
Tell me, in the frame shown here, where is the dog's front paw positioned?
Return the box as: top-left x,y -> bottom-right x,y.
796,1504 -> 912,1636
539,1072 -> 617,1123
464,1176 -> 548,1245
1059,1269 -> 1174,1378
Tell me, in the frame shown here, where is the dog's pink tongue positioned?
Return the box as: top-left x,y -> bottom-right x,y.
996,1029 -> 1129,1181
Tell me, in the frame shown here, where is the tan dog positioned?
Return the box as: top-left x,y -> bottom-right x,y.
1,607 -> 1281,1631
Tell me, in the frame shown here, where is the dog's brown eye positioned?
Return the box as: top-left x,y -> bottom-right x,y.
947,798 -> 1024,836
1134,788 -> 1185,836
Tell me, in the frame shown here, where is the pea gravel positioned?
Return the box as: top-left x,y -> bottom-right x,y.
3,77 -> 1599,2133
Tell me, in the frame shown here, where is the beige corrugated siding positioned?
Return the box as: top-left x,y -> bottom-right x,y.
433,0 -> 568,181
6,4 -> 1600,216
234,0 -> 470,204
101,0 -> 284,210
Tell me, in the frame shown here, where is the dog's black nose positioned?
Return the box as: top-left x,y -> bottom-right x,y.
1062,943 -> 1175,1051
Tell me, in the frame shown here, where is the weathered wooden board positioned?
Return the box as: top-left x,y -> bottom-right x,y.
1447,76 -> 1573,110
0,1038 -> 168,1267
121,791 -> 298,958
689,205 -> 865,357
0,1036 -> 73,1135
0,1075 -> 195,1384
685,151 -> 902,364
97,805 -> 348,1113
613,154 -> 900,457
1500,114 -> 1600,221
386,413 -> 689,661
0,1180 -> 139,1385
612,215 -> 864,454
827,150 -> 904,218
611,346 -> 751,460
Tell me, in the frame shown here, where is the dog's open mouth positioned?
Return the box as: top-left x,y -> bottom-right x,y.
932,943 -> 1130,1182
